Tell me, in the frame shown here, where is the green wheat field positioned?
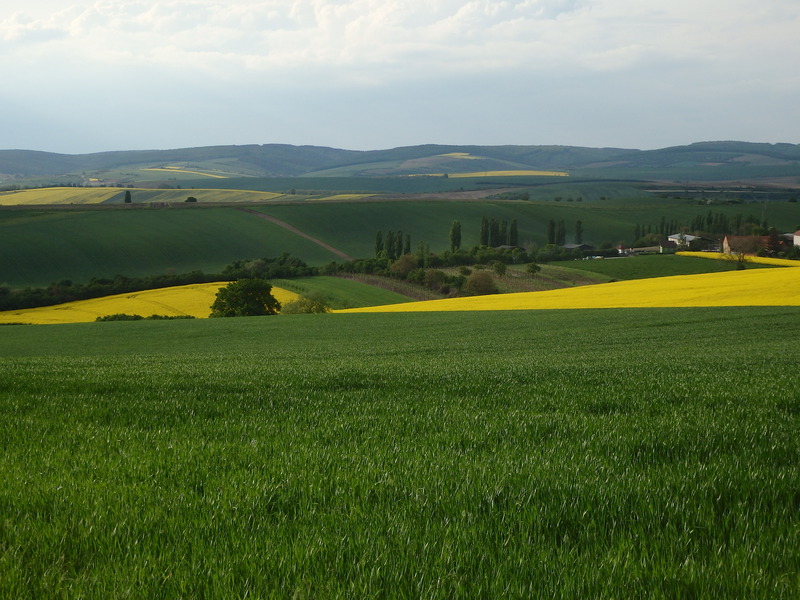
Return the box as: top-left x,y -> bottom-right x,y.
1,307 -> 798,598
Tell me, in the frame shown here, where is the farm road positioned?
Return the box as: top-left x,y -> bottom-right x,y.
237,208 -> 354,261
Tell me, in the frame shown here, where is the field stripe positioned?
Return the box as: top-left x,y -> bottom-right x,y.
237,208 -> 354,261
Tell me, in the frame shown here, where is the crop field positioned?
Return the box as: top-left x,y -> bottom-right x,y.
1,198 -> 798,287
564,254 -> 774,280
271,276 -> 413,309
341,266 -> 800,312
0,188 -> 121,206
0,307 -> 798,598
0,208 -> 341,287
0,187 -> 286,206
433,170 -> 569,178
0,283 -> 300,325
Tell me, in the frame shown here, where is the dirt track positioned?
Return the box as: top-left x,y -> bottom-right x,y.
237,208 -> 354,261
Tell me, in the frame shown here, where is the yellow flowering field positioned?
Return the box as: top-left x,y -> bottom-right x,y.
676,251 -> 800,267
0,188 -> 120,206
446,170 -> 569,178
338,267 -> 800,313
141,167 -> 228,179
437,152 -> 480,159
414,170 -> 569,178
311,194 -> 376,201
0,283 -> 300,325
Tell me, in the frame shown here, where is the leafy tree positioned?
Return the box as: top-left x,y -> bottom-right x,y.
375,231 -> 384,257
464,271 -> 498,295
185,196 -> 197,203
209,279 -> 281,317
526,261 -> 541,276
449,220 -> 462,252
124,190 -> 132,203
403,233 -> 411,256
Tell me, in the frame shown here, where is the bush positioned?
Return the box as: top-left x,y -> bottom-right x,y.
464,271 -> 498,296
281,298 -> 331,314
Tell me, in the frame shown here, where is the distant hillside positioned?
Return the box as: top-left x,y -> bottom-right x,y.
1,141 -> 800,184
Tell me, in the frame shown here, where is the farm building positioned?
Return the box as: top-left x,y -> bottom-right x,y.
794,230 -> 800,246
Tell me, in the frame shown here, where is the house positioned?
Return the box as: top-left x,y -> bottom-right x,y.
667,233 -> 700,248
722,235 -> 774,255
659,240 -> 678,254
794,230 -> 800,247
562,243 -> 594,251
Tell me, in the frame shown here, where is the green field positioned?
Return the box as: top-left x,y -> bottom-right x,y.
563,254 -> 773,280
1,308 -> 798,598
271,276 -> 414,308
0,208 -> 341,287
2,196 -> 798,289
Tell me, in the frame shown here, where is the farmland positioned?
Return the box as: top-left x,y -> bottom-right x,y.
0,283 -> 301,325
340,265 -> 800,312
1,308 -> 798,597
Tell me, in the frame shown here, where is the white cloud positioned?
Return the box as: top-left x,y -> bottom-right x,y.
0,0 -> 798,152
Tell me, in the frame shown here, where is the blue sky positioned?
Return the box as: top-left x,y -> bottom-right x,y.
2,0 -> 798,154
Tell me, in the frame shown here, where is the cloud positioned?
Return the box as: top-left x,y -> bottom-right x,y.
0,0 -> 798,152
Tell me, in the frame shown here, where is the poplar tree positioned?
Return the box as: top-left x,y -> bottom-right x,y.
449,220 -> 462,252
480,217 -> 489,246
375,231 -> 384,257
509,220 -> 518,246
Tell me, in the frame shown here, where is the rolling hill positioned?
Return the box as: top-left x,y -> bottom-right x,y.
3,141 -> 800,187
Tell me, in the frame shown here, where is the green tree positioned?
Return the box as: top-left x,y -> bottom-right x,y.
546,220 -> 556,245
509,219 -> 518,246
209,279 -> 281,317
124,190 -> 132,203
385,231 -> 397,259
449,220 -> 462,252
526,261 -> 541,276
480,217 -> 489,246
464,271 -> 498,295
281,297 -> 330,314
575,220 -> 583,244
375,231 -> 384,257
556,220 -> 566,246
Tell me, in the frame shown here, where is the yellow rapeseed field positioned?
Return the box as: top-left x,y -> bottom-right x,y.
311,194 -> 376,201
676,251 -> 800,267
446,170 -> 569,178
437,152 -> 480,160
0,283 -> 300,325
141,167 -> 228,179
415,170 -> 569,178
0,188 -> 120,206
338,267 -> 800,313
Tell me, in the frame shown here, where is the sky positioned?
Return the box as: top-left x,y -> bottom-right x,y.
1,0 -> 799,154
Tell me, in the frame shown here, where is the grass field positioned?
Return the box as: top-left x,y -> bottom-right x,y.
0,307 -> 798,597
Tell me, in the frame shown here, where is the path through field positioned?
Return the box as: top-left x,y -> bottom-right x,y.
237,208 -> 354,261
